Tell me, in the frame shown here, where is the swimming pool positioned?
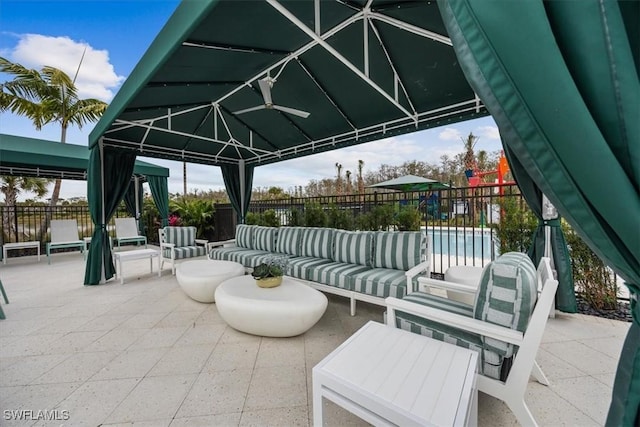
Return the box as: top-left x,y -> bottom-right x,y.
421,227 -> 499,273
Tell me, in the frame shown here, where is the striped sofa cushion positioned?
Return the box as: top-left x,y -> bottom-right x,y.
307,262 -> 370,290
288,256 -> 333,280
373,231 -> 425,270
351,268 -> 421,299
332,230 -> 373,266
163,246 -> 206,259
164,226 -> 196,247
235,224 -> 254,249
301,228 -> 334,259
254,226 -> 278,252
227,249 -> 272,268
275,227 -> 304,256
209,247 -> 250,261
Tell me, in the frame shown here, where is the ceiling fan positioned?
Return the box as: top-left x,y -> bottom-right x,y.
233,77 -> 310,118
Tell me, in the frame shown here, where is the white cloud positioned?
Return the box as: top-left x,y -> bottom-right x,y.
8,34 -> 124,101
438,127 -> 463,141
476,125 -> 500,141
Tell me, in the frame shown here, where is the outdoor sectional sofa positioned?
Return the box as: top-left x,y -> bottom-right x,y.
207,225 -> 430,315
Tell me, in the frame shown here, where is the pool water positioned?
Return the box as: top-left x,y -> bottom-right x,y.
422,227 -> 499,273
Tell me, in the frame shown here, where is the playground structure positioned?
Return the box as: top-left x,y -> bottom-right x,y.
465,151 -> 515,195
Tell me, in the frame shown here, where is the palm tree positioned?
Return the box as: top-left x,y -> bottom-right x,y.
0,57 -> 108,207
335,163 -> 343,195
461,132 -> 479,223
357,160 -> 365,194
462,132 -> 479,175
345,170 -> 352,194
1,176 -> 49,241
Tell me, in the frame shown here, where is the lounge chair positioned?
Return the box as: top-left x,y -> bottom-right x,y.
46,220 -> 86,264
386,253 -> 558,427
114,217 -> 147,250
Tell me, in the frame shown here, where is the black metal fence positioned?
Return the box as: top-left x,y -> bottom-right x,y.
214,183 -> 533,274
0,205 -> 131,254
1,184 -> 532,273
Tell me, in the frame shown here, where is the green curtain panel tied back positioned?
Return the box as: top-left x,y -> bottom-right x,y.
84,146 -> 137,285
123,179 -> 144,234
148,176 -> 169,227
438,0 -> 639,424
503,144 -> 576,313
221,163 -> 255,224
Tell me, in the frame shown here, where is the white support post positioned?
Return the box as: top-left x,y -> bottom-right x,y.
542,193 -> 558,317
239,160 -> 246,223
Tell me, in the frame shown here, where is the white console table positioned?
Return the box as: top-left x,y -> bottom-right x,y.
313,321 -> 478,426
113,249 -> 160,285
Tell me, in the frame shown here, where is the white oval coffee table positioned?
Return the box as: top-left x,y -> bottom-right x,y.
215,275 -> 328,337
176,260 -> 245,303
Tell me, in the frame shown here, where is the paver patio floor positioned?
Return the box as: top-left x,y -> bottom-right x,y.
0,248 -> 630,426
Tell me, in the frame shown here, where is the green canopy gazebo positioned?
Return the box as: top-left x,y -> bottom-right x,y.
0,133 -> 170,236
85,1 -> 638,422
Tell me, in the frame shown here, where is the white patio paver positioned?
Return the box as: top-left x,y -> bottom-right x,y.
0,248 -> 630,426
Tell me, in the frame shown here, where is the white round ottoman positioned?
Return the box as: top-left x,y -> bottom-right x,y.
444,265 -> 484,305
176,260 -> 245,303
214,275 -> 328,337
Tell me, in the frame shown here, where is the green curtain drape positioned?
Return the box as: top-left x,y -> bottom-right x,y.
84,145 -> 136,285
503,144 -> 576,313
220,162 -> 255,224
438,0 -> 639,424
148,176 -> 169,227
123,178 -> 144,234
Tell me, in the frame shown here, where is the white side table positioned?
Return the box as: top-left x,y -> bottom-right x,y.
113,248 -> 160,285
444,266 -> 483,305
2,241 -> 40,264
313,321 -> 478,426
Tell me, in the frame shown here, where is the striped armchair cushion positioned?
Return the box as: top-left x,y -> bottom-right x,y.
373,231 -> 425,270
275,227 -> 304,256
301,228 -> 335,259
254,226 -> 278,252
332,230 -> 373,266
474,252 -> 538,360
164,226 -> 196,247
391,292 -> 483,356
163,246 -> 206,259
235,224 -> 253,249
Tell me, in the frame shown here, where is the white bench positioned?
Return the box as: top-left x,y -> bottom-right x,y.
2,241 -> 41,264
113,249 -> 160,285
313,321 -> 478,426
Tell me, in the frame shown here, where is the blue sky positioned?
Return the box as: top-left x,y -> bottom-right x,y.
1,0 -> 501,200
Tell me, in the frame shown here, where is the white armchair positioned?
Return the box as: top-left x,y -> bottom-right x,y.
386,254 -> 558,427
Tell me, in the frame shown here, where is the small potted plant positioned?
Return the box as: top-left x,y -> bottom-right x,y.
251,256 -> 289,288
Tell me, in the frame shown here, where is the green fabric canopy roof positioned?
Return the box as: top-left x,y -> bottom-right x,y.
0,133 -> 169,180
89,0 -> 488,166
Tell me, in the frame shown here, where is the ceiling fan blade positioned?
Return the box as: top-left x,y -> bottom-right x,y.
233,105 -> 266,115
273,105 -> 310,118
258,79 -> 272,105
